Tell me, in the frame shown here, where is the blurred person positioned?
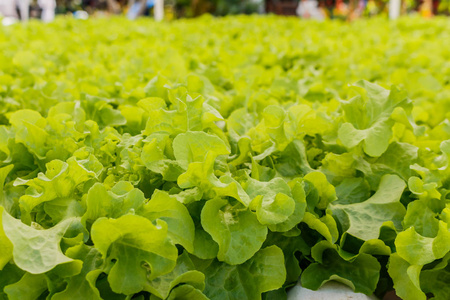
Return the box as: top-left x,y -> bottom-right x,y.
17,0 -> 30,21
38,0 -> 56,22
348,0 -> 367,20
106,0 -> 121,14
420,0 -> 433,17
0,0 -> 17,18
127,0 -> 163,20
334,0 -> 349,18
296,0 -> 325,20
358,0 -> 368,14
1,0 -> 32,21
127,0 -> 155,19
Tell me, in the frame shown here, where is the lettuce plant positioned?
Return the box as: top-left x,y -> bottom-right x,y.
0,16 -> 450,300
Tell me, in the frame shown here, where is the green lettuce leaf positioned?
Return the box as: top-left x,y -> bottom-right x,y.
0,206 -> 13,270
331,174 -> 406,241
420,253 -> 450,300
202,246 -> 286,300
173,131 -> 230,170
244,176 -> 296,225
52,244 -> 103,300
141,133 -> 184,181
388,253 -> 425,300
165,284 -> 208,300
4,273 -> 47,300
144,251 -> 205,299
82,181 -> 146,228
1,211 -> 81,274
201,198 -> 267,265
395,221 -> 450,266
139,190 -> 195,253
301,243 -> 380,295
91,214 -> 178,295
338,81 -> 411,157
16,158 -> 97,224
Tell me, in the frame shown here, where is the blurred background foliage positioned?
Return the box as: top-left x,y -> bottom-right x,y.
54,0 -> 263,16
38,0 -> 450,18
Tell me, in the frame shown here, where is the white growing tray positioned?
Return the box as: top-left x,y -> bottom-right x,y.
287,281 -> 379,300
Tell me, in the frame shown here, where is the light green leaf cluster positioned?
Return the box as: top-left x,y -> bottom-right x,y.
1,16 -> 450,300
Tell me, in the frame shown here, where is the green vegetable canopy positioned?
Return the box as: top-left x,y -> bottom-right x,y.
0,16 -> 450,300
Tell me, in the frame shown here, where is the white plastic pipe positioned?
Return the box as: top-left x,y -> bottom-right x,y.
389,0 -> 401,19
154,0 -> 163,21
